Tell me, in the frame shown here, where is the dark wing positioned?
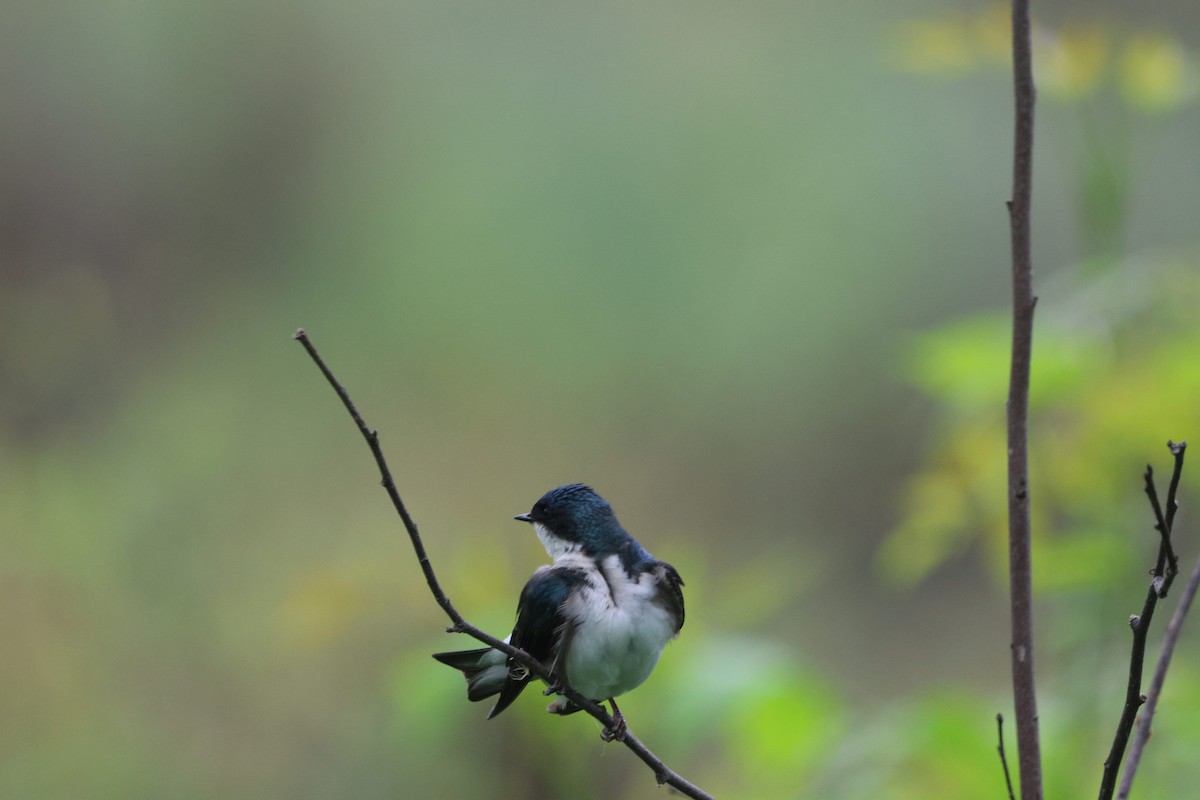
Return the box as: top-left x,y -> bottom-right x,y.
488,566 -> 586,718
615,538 -> 684,632
651,561 -> 685,633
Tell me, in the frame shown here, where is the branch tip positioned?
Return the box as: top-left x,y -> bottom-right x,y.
1119,544 -> 1200,799
1102,446 -> 1189,800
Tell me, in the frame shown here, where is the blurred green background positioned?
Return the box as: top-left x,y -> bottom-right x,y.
4,1 -> 1200,797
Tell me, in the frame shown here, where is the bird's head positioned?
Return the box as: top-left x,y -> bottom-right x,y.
515,483 -> 628,558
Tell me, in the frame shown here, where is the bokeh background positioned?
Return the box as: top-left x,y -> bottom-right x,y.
5,1 -> 1200,797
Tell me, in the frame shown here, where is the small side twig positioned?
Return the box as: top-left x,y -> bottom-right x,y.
1164,441 -> 1187,531
1117,442 -> 1190,800
997,713 -> 1017,800
1099,442 -> 1187,800
293,328 -> 714,800
1145,464 -> 1179,596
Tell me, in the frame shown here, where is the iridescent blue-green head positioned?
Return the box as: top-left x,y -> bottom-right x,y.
515,484 -> 637,559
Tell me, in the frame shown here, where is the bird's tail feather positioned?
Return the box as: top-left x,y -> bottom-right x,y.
432,647 -> 508,703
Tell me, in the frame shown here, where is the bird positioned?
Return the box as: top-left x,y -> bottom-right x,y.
432,483 -> 685,741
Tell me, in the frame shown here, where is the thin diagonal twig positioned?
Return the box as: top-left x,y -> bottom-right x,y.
997,713 -> 1017,800
1146,465 -> 1178,592
1164,441 -> 1186,529
293,328 -> 714,800
1099,582 -> 1160,800
1099,442 -> 1188,800
1117,442 -> 1189,800
1145,442 -> 1186,595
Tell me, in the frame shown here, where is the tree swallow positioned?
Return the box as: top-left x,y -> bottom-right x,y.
433,484 -> 685,740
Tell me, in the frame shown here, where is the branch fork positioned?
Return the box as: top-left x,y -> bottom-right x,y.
1100,442 -> 1189,800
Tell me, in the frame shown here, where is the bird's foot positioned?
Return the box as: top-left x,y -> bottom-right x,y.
600,699 -> 627,742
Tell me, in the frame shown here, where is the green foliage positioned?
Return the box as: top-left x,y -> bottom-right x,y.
887,14 -> 1200,791
895,6 -> 1198,113
883,252 -> 1200,793
886,255 -> 1200,589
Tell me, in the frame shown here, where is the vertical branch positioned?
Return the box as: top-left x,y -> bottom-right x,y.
1006,1 -> 1043,798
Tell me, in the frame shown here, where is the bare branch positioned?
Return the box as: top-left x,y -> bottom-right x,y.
292,328 -> 714,800
1005,0 -> 1043,796
1116,443 -> 1189,800
1100,443 -> 1188,800
1099,581 -> 1159,800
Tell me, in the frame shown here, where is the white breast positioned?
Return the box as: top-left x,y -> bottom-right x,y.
556,553 -> 678,701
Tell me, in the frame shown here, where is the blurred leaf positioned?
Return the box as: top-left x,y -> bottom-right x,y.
1118,34 -> 1195,113
1080,146 -> 1129,254
971,4 -> 1014,67
905,316 -> 1010,412
388,649 -> 472,745
658,635 -> 842,796
728,676 -> 841,776
891,4 -> 1010,77
873,434 -> 1003,585
816,692 -> 1007,799
1031,528 -> 1135,591
1038,24 -> 1111,100
906,314 -> 1105,415
892,17 -> 978,77
889,253 -> 1200,605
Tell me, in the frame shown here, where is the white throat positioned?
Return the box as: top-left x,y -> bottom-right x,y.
533,521 -> 583,562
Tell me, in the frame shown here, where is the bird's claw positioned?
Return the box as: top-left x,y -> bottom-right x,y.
600,699 -> 627,742
601,716 -> 627,742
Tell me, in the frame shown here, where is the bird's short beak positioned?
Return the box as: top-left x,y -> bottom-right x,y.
514,513 -> 533,523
